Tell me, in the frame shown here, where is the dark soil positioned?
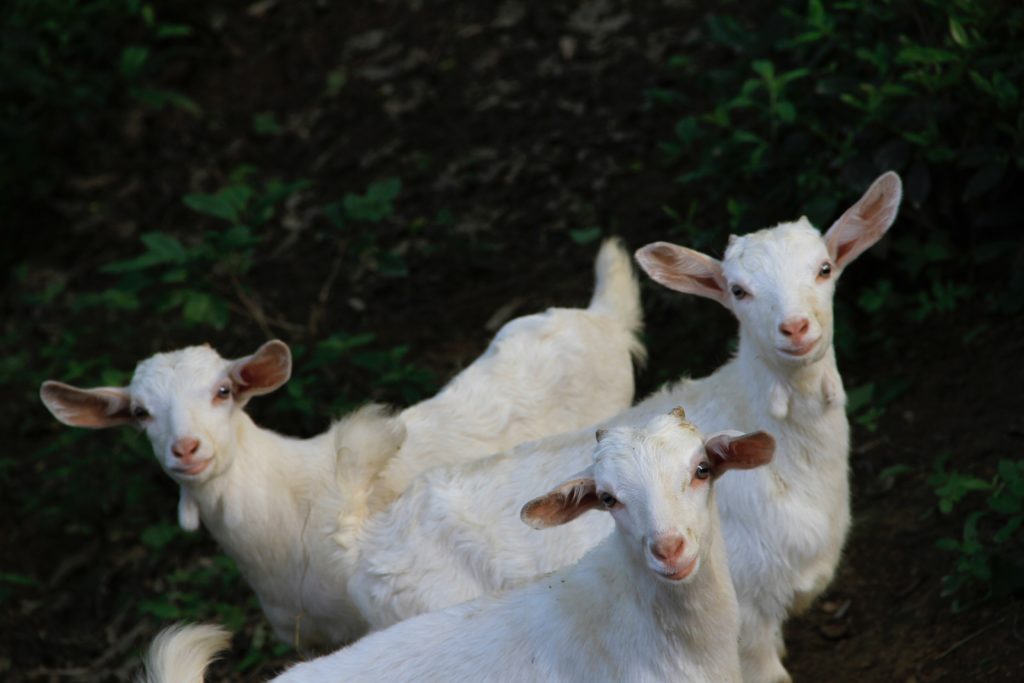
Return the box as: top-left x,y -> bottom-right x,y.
3,1 -> 1022,681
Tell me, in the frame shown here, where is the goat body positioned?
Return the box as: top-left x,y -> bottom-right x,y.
40,239 -> 644,649
140,414 -> 773,683
350,173 -> 902,682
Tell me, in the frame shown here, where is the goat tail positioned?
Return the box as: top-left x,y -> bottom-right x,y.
137,622 -> 231,683
589,237 -> 646,364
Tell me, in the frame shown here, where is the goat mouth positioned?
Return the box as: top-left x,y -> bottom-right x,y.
779,338 -> 819,357
171,460 -> 211,477
659,556 -> 699,582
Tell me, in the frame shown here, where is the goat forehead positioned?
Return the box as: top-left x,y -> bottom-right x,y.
594,417 -> 705,489
130,346 -> 229,405
724,221 -> 827,283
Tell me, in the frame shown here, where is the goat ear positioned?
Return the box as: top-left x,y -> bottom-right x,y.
705,431 -> 775,478
521,467 -> 599,529
39,381 -> 133,428
229,340 -> 292,400
825,171 -> 902,270
634,242 -> 730,309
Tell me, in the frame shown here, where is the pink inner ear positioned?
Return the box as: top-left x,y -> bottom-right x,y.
521,479 -> 599,529
706,431 -> 775,476
232,342 -> 291,394
834,239 -> 856,263
41,382 -> 133,428
692,275 -> 723,292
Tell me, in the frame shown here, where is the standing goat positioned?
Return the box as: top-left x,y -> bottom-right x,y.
140,411 -> 775,683
349,172 -> 901,682
39,238 -> 644,649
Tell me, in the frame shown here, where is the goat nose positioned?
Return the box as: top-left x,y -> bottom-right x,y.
778,317 -> 810,341
171,437 -> 200,460
650,535 -> 685,563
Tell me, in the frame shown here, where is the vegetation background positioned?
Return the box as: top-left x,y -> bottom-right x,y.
2,0 -> 1022,680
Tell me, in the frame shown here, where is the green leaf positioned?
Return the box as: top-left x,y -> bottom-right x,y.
570,227 -> 602,245
101,232 -> 186,273
120,46 -> 149,79
325,68 -> 347,97
752,59 -> 775,81
994,515 -> 1023,543
775,100 -> 796,123
184,188 -> 248,224
0,572 -> 39,587
252,112 -> 283,135
896,45 -> 957,65
878,464 -> 913,482
342,178 -> 402,222
156,24 -> 193,39
141,522 -> 182,551
845,383 -> 874,415
141,232 -> 188,262
948,17 -> 969,48
181,291 -> 229,329
130,87 -> 202,116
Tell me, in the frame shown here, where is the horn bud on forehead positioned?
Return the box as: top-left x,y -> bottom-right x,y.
669,406 -> 696,431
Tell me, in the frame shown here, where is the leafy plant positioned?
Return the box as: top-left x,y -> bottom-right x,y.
84,168 -> 308,329
1,0 -> 199,212
655,0 -> 1024,333
931,456 -> 1024,610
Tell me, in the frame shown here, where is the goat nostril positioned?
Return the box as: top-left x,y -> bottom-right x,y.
651,537 -> 685,562
171,437 -> 200,459
779,318 -> 810,339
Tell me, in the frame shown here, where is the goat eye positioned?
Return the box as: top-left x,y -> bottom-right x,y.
730,284 -> 747,300
695,461 -> 711,480
599,492 -> 618,508
132,406 -> 149,420
216,385 -> 232,399
818,262 -> 832,279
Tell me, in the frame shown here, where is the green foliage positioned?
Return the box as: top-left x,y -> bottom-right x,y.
930,455 -> 1024,610
844,378 -> 909,432
79,169 -> 307,329
324,178 -> 414,278
655,0 -> 1024,330
137,554 -> 251,630
569,227 -> 602,245
0,0 -> 199,209
335,178 -> 402,224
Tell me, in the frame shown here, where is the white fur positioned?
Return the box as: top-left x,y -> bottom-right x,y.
136,622 -> 231,683
142,414 -> 760,683
39,239 -> 644,650
349,173 -> 902,683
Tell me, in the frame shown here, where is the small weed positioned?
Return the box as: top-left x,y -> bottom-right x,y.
930,456 -> 1024,610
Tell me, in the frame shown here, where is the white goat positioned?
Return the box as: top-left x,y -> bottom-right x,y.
349,172 -> 901,682
140,411 -> 775,683
39,238 -> 644,650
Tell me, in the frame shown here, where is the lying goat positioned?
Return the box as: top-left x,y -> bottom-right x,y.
39,238 -> 644,649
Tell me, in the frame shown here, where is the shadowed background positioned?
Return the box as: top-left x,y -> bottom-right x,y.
2,1 -> 1023,680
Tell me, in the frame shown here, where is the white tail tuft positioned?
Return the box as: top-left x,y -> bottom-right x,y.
589,237 -> 646,364
137,623 -> 230,683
